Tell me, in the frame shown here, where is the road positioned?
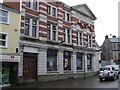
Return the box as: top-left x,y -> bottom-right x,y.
4,76 -> 118,89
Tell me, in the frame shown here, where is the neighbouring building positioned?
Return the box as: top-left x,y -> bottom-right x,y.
3,0 -> 97,84
94,42 -> 101,72
101,35 -> 120,66
0,3 -> 20,87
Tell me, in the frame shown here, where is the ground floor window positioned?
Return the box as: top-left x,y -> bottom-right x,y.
76,52 -> 83,70
2,63 -> 10,85
87,54 -> 92,69
63,51 -> 71,70
47,49 -> 57,71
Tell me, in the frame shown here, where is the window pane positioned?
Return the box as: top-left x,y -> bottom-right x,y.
52,8 -> 56,16
47,24 -> 50,29
26,0 -> 30,7
33,1 -> 37,10
47,6 -> 51,14
53,31 -> 56,40
0,33 -> 6,40
32,26 -> 36,37
1,17 -> 8,23
32,20 -> 37,25
0,10 -> 8,17
0,41 -> 5,46
25,18 -> 30,24
67,13 -> 69,21
68,35 -> 70,43
25,24 -> 29,36
47,30 -> 50,39
63,12 -> 65,20
52,25 -> 56,30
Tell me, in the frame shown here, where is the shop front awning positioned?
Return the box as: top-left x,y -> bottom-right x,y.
0,55 -> 20,62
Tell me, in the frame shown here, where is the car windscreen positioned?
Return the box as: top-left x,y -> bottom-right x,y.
100,67 -> 110,71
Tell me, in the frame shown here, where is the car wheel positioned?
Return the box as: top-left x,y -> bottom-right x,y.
99,78 -> 103,82
117,75 -> 119,79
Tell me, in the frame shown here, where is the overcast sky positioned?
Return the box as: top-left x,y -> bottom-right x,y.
0,0 -> 119,46
60,0 -> 119,46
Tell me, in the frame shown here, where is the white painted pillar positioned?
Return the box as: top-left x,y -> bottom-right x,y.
38,48 -> 47,75
58,50 -> 64,74
18,47 -> 23,77
71,51 -> 77,73
84,53 -> 88,72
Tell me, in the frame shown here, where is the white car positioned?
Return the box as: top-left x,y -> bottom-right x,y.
99,66 -> 118,82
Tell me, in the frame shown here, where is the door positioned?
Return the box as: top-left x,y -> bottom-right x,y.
23,55 -> 37,81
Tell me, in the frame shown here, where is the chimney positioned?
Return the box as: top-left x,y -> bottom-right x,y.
112,35 -> 116,38
105,35 -> 108,39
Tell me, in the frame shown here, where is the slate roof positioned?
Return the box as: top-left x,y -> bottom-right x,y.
109,38 -> 120,43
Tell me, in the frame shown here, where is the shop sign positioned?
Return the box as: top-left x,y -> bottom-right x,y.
0,55 -> 20,62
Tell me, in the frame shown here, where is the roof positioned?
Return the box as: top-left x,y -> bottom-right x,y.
96,42 -> 101,51
109,38 -> 120,43
0,3 -> 20,14
71,4 -> 97,20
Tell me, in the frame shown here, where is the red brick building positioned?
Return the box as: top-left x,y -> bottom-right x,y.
3,0 -> 97,83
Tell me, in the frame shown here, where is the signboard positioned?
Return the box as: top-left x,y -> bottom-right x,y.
0,55 -> 20,62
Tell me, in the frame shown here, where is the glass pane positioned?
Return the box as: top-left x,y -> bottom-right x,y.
0,17 -> 8,23
68,35 -> 70,43
47,57 -> 57,71
47,6 -> 51,14
0,10 -> 8,17
63,12 -> 65,20
32,26 -> 36,37
47,30 -> 50,39
0,41 -> 5,46
52,8 -> 56,16
33,1 -> 37,10
53,31 -> 56,40
52,25 -> 56,30
25,24 -> 29,36
26,0 -> 30,7
67,13 -> 69,21
0,34 -> 6,40
32,20 -> 37,25
2,17 -> 7,23
47,24 -> 50,29
25,18 -> 30,24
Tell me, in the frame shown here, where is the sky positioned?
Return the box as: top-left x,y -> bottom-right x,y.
0,0 -> 119,46
60,0 -> 119,46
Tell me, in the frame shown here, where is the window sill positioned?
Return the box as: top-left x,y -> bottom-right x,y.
64,70 -> 73,73
0,46 -> 8,49
21,35 -> 39,39
26,7 -> 38,12
0,21 -> 9,25
47,71 -> 59,74
77,70 -> 84,72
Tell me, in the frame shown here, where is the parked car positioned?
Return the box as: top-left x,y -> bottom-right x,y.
105,65 -> 120,74
98,66 -> 118,82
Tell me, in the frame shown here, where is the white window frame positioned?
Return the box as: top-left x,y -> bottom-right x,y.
62,11 -> 70,22
47,24 -> 57,41
64,28 -> 71,44
47,4 -> 57,17
25,18 -> 38,38
0,8 -> 10,24
88,35 -> 93,47
0,32 -> 8,48
77,31 -> 83,46
25,0 -> 38,11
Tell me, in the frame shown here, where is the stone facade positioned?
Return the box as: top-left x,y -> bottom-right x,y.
3,1 -> 97,83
